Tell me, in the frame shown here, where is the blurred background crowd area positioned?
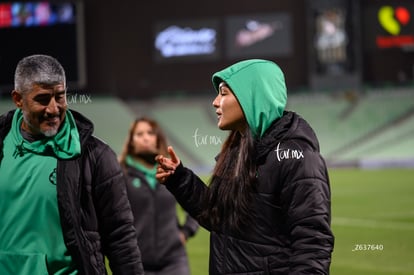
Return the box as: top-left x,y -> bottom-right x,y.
1,86 -> 413,172
1,0 -> 414,171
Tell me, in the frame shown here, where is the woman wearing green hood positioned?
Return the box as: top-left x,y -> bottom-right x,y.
156,59 -> 334,274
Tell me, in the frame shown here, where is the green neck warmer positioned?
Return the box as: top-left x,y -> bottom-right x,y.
126,155 -> 158,190
212,59 -> 287,138
12,109 -> 81,159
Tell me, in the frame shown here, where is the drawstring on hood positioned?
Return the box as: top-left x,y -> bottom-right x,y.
212,59 -> 287,138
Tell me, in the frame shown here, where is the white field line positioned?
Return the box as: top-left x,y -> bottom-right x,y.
333,217 -> 414,231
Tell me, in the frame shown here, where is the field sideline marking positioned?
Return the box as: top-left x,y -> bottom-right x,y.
333,217 -> 414,230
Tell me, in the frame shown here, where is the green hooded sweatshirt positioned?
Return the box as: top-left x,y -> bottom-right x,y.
212,59 -> 287,138
0,109 -> 80,274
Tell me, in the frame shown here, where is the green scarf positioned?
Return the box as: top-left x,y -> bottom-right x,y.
126,155 -> 158,190
12,109 -> 81,159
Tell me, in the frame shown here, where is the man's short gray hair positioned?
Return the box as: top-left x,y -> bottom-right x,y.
14,54 -> 66,93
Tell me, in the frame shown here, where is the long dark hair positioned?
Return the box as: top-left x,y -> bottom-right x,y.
199,126 -> 257,232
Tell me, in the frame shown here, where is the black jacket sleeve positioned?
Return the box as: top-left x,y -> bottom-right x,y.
93,145 -> 144,275
164,162 -> 211,230
180,213 -> 200,240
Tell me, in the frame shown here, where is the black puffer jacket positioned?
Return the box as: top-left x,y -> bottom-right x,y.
123,164 -> 199,271
165,111 -> 334,274
0,109 -> 144,275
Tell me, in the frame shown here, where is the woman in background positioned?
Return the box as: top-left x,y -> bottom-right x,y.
120,117 -> 199,275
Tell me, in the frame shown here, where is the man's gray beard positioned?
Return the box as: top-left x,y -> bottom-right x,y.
22,112 -> 58,138
43,128 -> 59,137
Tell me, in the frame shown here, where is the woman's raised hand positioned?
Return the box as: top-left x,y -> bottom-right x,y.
155,146 -> 180,183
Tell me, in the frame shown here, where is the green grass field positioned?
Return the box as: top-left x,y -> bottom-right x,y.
184,168 -> 414,275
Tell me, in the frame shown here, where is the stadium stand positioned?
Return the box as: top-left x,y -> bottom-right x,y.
125,96 -> 228,173
287,88 -> 414,167
1,87 -> 413,170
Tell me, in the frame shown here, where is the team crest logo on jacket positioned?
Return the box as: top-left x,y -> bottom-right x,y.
274,142 -> 304,162
49,168 -> 57,185
132,178 -> 141,188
